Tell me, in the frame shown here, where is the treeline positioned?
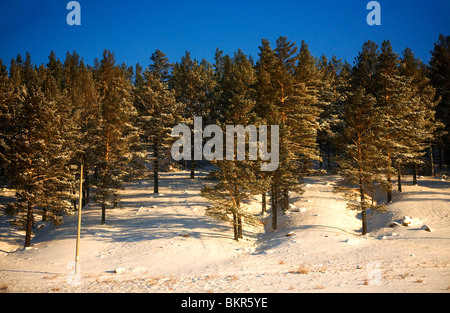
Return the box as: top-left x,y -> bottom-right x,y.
0,35 -> 448,245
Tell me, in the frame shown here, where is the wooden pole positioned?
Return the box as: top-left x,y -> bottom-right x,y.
75,164 -> 83,274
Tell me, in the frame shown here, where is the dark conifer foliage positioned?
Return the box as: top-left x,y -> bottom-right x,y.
1,53 -> 77,246
134,50 -> 179,194
201,50 -> 268,241
171,51 -> 216,178
91,50 -> 142,225
429,34 -> 450,169
255,37 -> 322,231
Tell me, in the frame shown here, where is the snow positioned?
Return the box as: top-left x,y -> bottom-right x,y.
0,172 -> 449,293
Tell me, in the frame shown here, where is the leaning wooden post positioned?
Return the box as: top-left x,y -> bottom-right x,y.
75,163 -> 83,274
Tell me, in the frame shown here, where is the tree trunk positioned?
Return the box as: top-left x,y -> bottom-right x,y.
190,131 -> 195,179
85,170 -> 90,205
361,207 -> 367,235
412,161 -> 418,185
42,207 -> 47,222
283,188 -> 289,212
357,139 -> 367,235
233,212 -> 239,241
387,173 -> 392,203
429,145 -> 434,176
72,187 -> 77,211
397,162 -> 402,193
271,185 -> 277,231
261,192 -> 266,213
25,200 -> 33,247
359,179 -> 367,235
153,143 -> 159,194
83,166 -> 89,206
445,142 -> 450,168
101,202 -> 106,225
326,141 -> 331,170
238,215 -> 243,239
190,160 -> 195,179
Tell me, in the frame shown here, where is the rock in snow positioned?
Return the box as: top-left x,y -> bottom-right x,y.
402,216 -> 423,227
421,225 -> 432,232
35,221 -> 45,230
114,268 -> 126,274
402,216 -> 413,226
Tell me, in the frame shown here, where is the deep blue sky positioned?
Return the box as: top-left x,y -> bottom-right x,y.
0,0 -> 448,69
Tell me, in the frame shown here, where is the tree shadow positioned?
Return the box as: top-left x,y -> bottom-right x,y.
30,204 -> 234,246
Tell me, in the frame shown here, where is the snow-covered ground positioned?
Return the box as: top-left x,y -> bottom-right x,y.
0,170 -> 449,293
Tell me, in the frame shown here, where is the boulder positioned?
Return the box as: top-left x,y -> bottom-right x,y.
286,231 -> 295,237
114,268 -> 126,274
402,216 -> 413,226
402,216 -> 422,227
35,221 -> 45,230
421,225 -> 432,232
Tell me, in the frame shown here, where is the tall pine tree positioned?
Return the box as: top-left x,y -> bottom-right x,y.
171,51 -> 216,178
429,34 -> 450,170
92,50 -> 141,224
2,53 -> 76,246
373,40 -> 413,201
134,50 -> 179,194
201,50 -> 267,241
399,48 -> 441,187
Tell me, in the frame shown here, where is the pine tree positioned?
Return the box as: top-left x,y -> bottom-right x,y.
351,40 -> 379,93
292,40 -> 322,176
92,50 -> 141,224
337,84 -> 386,235
316,55 -> 346,169
171,51 -> 216,178
326,60 -> 352,161
255,38 -> 288,230
0,58 -> 14,180
335,41 -> 393,234
135,50 -> 179,194
373,40 -> 413,202
63,51 -> 101,207
255,37 -> 321,230
201,50 -> 267,241
429,34 -> 450,169
37,53 -> 79,225
399,48 -> 441,187
1,54 -> 76,246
